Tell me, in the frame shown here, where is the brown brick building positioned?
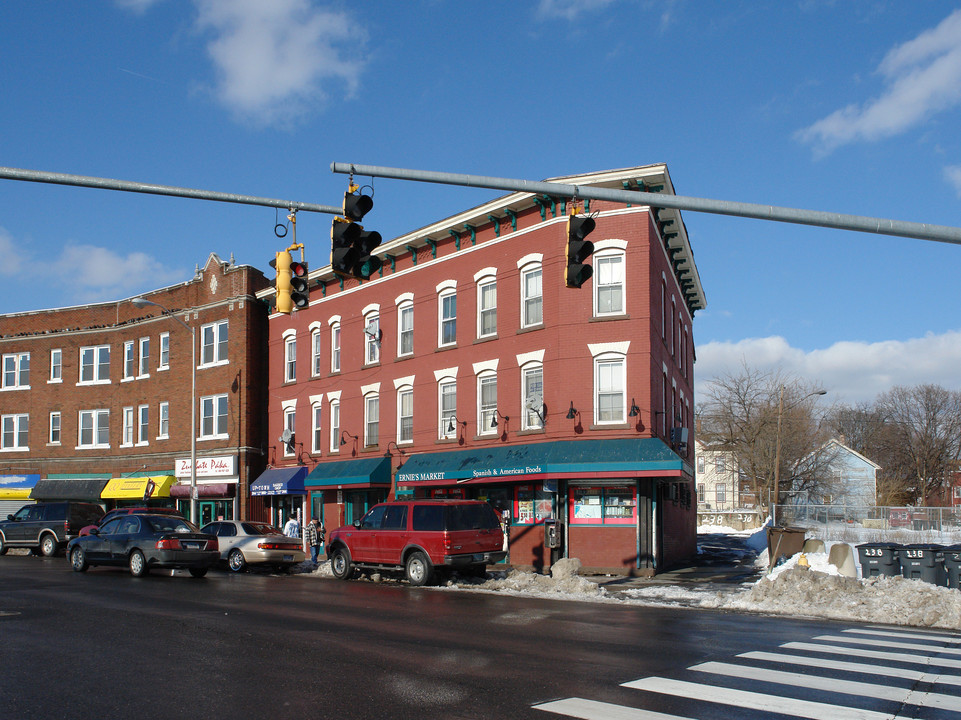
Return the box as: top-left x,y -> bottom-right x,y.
258,165 -> 705,575
0,253 -> 270,525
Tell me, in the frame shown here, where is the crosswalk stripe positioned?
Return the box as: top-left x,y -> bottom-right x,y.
845,628 -> 961,643
739,650 -> 961,686
621,677 -> 897,720
532,697 -> 696,720
814,634 -> 961,656
689,660 -> 961,711
781,641 -> 961,669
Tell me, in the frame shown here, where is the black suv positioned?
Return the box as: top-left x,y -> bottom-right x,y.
0,502 -> 104,557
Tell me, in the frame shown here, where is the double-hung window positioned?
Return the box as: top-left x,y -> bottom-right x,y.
158,402 -> 169,439
591,344 -> 628,424
79,346 -> 110,384
311,403 -> 323,454
329,398 -> 341,452
138,337 -> 150,377
123,342 -> 135,380
158,332 -> 170,370
1,414 -> 28,450
49,349 -> 62,383
364,309 -> 380,365
521,365 -> 544,430
364,392 -> 379,447
200,394 -> 228,438
396,294 -> 414,357
79,409 -> 109,448
49,412 -> 61,445
594,245 -> 625,316
437,281 -> 457,347
475,269 -> 497,338
201,320 -> 228,366
137,405 -> 149,445
330,319 -> 341,373
2,352 -> 29,390
478,373 -> 497,435
518,254 -> 543,328
310,325 -> 322,377
283,407 -> 296,457
284,332 -> 297,382
122,407 -> 135,446
398,386 -> 413,443
438,378 -> 457,439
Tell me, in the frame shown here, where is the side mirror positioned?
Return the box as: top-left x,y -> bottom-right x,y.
6,514 -> 12,521
352,520 -> 362,529
89,528 -> 100,536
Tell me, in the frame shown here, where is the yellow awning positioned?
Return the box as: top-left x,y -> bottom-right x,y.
100,475 -> 176,500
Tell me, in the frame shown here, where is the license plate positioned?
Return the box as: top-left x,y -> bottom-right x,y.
283,555 -> 293,562
182,542 -> 200,550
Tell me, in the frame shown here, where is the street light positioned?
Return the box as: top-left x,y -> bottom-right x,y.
772,386 -> 827,524
132,297 -> 197,525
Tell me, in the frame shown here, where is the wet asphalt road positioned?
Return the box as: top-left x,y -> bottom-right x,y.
0,552 -> 868,720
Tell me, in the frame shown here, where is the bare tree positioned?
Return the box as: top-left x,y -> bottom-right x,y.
697,363 -> 831,518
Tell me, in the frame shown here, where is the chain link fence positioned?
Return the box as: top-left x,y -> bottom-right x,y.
774,504 -> 961,544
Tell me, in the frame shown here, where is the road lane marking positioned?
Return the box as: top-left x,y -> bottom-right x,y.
844,628 -> 961,644
781,641 -> 961,669
813,634 -> 961,656
689,660 -> 961,712
532,697 -> 696,720
739,650 -> 961,686
621,677 -> 898,720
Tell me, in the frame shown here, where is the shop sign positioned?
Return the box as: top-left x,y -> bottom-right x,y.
175,454 -> 237,478
397,464 -> 543,484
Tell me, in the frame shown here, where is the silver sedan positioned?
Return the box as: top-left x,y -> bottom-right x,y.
200,520 -> 305,572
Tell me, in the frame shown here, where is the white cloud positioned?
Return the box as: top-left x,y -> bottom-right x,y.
52,244 -> 185,302
945,165 -> 961,197
536,0 -> 617,21
695,331 -> 961,405
194,0 -> 366,127
0,227 -> 27,277
796,9 -> 961,154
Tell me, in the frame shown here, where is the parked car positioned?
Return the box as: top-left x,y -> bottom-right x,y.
67,513 -> 219,577
79,506 -> 182,536
0,502 -> 104,557
326,500 -> 506,586
200,520 -> 305,572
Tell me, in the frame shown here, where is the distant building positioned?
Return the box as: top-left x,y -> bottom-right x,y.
0,254 -> 270,525
792,438 -> 879,509
257,164 -> 706,575
694,438 -> 740,512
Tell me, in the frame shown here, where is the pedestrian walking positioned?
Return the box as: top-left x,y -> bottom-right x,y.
283,514 -> 300,539
305,517 -> 321,564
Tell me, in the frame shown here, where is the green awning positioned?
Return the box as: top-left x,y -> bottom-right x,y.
305,457 -> 391,488
396,438 -> 687,485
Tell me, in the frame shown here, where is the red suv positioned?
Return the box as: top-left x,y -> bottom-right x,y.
326,500 -> 506,586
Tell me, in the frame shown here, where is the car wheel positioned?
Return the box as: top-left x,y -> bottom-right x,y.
228,549 -> 247,573
40,533 -> 59,557
0,534 -> 7,556
70,546 -> 89,573
405,551 -> 433,587
188,567 -> 208,578
330,547 -> 353,580
129,550 -> 149,577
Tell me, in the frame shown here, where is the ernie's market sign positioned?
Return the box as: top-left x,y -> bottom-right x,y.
397,465 -> 543,484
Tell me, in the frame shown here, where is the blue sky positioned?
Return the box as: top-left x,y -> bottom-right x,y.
2,1 -> 961,405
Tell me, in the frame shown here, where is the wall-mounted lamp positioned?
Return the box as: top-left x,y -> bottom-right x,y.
490,410 -> 509,429
565,402 -> 579,420
340,430 -> 358,446
385,440 -> 404,458
446,415 -> 467,434
629,399 -> 640,417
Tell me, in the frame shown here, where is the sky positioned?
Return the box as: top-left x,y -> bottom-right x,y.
2,1 -> 961,407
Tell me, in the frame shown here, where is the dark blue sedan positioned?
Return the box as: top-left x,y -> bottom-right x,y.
67,514 -> 220,578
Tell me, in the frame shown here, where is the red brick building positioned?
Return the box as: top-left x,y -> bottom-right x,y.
0,253 -> 270,525
258,165 -> 705,575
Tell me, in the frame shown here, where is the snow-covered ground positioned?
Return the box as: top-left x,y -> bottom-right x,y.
300,525 -> 961,631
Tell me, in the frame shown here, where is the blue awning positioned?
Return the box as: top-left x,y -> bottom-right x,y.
250,467 -> 307,496
305,457 -> 391,488
396,438 -> 688,485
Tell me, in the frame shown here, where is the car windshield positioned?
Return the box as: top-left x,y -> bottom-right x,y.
146,516 -> 197,534
241,522 -> 279,536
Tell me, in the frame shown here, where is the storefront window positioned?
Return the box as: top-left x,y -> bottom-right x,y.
514,485 -> 555,524
569,486 -> 636,525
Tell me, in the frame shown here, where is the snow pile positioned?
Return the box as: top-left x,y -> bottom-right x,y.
466,567 -> 607,598
719,565 -> 961,629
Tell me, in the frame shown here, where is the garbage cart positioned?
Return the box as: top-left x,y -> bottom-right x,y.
942,544 -> 961,590
856,542 -> 901,579
899,543 -> 945,586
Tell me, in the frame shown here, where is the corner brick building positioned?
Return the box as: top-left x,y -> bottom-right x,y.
257,165 -> 706,575
0,254 -> 270,524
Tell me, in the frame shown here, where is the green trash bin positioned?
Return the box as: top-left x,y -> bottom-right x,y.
899,543 -> 946,586
940,544 -> 961,589
857,542 -> 901,579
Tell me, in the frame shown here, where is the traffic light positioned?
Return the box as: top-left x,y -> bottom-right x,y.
270,250 -> 293,314
331,187 -> 383,280
565,213 -> 595,288
289,258 -> 309,309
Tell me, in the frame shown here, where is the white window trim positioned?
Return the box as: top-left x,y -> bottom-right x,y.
437,280 -> 457,348
77,409 -> 110,450
158,332 -> 170,371
474,268 -> 497,339
137,404 -> 149,446
364,309 -> 380,365
396,294 -> 414,357
364,391 -> 380,448
518,257 -> 544,329
200,394 -> 229,441
593,352 -> 627,425
48,411 -> 61,446
121,406 -> 135,447
138,337 -> 150,379
477,372 -> 498,437
200,320 -> 229,368
48,349 -> 62,384
309,322 -> 322,377
592,240 -> 628,318
283,331 -> 297,383
396,384 -> 414,445
283,405 -> 297,457
0,413 -> 29,451
520,362 -> 544,431
310,400 -> 323,455
329,319 -> 341,373
158,401 -> 169,440
122,341 -> 135,382
78,345 -> 110,386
